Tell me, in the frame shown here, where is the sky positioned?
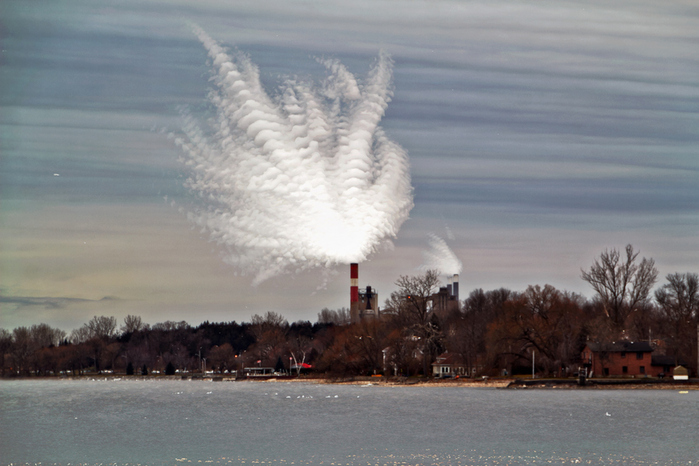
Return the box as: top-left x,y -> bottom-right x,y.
1,0 -> 697,332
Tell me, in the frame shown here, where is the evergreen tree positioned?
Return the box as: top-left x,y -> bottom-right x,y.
126,361 -> 134,376
275,356 -> 285,373
165,361 -> 176,375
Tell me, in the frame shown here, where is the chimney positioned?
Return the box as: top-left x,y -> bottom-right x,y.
446,275 -> 453,298
452,274 -> 459,302
350,263 -> 359,323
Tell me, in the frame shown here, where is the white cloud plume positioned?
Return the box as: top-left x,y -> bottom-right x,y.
175,26 -> 413,285
422,233 -> 463,276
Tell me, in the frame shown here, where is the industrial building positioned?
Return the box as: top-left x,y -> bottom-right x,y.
350,263 -> 380,323
430,274 -> 461,319
349,263 -> 460,324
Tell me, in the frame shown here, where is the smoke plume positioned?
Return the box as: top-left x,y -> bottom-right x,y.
174,26 -> 413,284
422,233 -> 463,276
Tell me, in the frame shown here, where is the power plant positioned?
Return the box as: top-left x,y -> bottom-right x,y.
349,263 -> 459,323
350,263 -> 380,323
432,274 -> 460,318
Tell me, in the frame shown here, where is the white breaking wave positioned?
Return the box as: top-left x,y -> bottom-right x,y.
422,233 -> 463,276
175,26 -> 413,284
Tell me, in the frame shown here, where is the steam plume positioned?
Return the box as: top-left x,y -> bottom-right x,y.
175,26 -> 413,284
422,233 -> 463,276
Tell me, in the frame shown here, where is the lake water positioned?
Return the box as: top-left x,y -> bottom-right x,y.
1,379 -> 698,465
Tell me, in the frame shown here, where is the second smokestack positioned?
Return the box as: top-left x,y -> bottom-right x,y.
452,274 -> 459,302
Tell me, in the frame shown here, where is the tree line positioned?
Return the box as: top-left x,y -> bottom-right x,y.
1,245 -> 697,378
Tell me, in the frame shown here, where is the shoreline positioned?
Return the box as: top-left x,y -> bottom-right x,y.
3,374 -> 698,389
307,376 -> 699,390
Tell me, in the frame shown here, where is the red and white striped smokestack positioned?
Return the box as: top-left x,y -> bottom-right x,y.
350,263 -> 359,323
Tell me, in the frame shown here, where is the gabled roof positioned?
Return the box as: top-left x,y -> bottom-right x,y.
586,341 -> 653,353
431,352 -> 464,366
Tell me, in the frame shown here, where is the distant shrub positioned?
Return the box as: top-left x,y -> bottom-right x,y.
165,362 -> 176,375
126,362 -> 134,376
141,364 -> 148,376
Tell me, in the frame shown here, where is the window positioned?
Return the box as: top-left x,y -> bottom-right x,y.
620,352 -> 626,358
640,366 -> 645,374
636,352 -> 644,360
604,368 -> 609,376
622,366 -> 628,374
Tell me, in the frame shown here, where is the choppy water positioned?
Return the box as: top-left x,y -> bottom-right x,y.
1,379 -> 698,465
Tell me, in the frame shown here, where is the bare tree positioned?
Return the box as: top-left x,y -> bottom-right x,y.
0,329 -> 13,376
11,327 -> 33,375
390,270 -> 442,374
71,315 -> 116,346
446,289 -> 492,377
121,315 -> 146,334
655,272 -> 699,370
393,269 -> 441,327
69,316 -> 118,373
151,320 -> 188,332
83,316 -> 118,340
655,273 -> 699,323
317,308 -> 351,325
29,324 -> 65,348
250,312 -> 287,329
248,312 -> 288,366
581,244 -> 658,332
208,343 -> 237,372
70,326 -> 91,344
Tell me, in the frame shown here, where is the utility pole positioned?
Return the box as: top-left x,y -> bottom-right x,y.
532,350 -> 535,379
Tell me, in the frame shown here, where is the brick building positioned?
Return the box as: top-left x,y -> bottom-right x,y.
582,341 -> 653,377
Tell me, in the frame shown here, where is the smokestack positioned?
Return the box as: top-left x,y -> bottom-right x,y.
350,263 -> 359,323
452,274 -> 459,302
446,275 -> 453,298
